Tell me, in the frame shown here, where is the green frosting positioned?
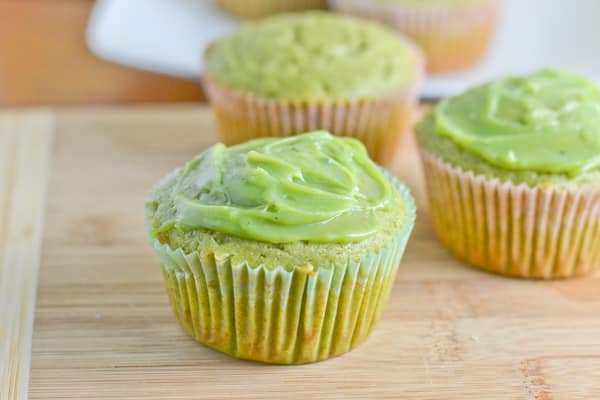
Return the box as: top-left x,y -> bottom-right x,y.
148,132 -> 398,244
431,69 -> 600,177
205,12 -> 416,100
417,115 -> 600,188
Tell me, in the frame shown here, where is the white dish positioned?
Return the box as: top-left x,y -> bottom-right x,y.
87,0 -> 600,99
87,0 -> 239,79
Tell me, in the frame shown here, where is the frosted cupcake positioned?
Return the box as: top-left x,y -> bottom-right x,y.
416,69 -> 600,279
145,131 -> 416,363
204,11 -> 423,166
216,0 -> 327,19
329,0 -> 498,74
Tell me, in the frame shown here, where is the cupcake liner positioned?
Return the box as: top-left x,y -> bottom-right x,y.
328,0 -> 498,74
150,174 -> 415,364
420,149 -> 600,279
203,45 -> 423,166
216,0 -> 327,19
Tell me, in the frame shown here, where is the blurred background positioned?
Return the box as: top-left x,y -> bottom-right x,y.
1,0 -> 204,106
3,0 -> 599,107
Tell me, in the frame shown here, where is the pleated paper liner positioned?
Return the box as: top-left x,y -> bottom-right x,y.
328,0 -> 498,74
420,149 -> 600,279
203,45 -> 423,167
216,0 -> 327,19
150,174 -> 416,364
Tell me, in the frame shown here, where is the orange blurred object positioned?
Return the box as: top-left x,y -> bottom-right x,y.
0,0 -> 205,106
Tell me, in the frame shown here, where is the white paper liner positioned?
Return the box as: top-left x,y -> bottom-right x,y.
420,149 -> 600,279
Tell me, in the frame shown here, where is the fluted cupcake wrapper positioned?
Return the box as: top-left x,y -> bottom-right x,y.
216,0 -> 327,19
328,0 -> 498,74
420,149 -> 600,279
150,174 -> 415,364
203,48 -> 423,166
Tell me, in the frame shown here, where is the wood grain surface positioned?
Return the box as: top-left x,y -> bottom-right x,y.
0,113 -> 53,400
7,105 -> 599,399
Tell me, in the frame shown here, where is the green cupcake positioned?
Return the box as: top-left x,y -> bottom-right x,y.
329,0 -> 498,74
216,0 -> 327,19
203,11 -> 423,166
416,69 -> 600,279
368,0 -> 487,7
145,131 -> 416,363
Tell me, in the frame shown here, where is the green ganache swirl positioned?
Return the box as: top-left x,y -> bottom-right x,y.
152,132 -> 396,243
433,69 -> 600,176
205,12 -> 416,100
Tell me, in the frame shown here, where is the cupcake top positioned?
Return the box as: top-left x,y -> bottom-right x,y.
147,131 -> 406,246
205,12 -> 418,101
418,70 -> 600,185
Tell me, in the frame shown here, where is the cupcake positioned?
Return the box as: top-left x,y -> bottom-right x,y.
203,11 -> 424,166
416,69 -> 600,279
329,0 -> 499,74
216,0 -> 327,19
145,131 -> 416,363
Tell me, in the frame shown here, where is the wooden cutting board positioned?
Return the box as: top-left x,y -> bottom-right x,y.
2,106 -> 600,399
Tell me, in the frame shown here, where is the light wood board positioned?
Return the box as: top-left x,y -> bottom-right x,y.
0,112 -> 53,400
10,105 -> 600,399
